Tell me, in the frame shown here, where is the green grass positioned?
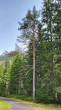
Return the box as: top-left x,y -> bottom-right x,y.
0,99 -> 11,110
24,101 -> 61,110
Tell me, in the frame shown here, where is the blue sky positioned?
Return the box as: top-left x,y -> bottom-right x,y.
0,0 -> 43,55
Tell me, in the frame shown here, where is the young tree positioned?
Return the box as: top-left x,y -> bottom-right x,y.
9,53 -> 24,94
4,59 -> 10,94
0,62 -> 6,96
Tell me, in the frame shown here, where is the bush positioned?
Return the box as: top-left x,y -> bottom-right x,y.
0,82 -> 6,97
24,97 -> 33,101
35,89 -> 55,103
6,94 -> 33,102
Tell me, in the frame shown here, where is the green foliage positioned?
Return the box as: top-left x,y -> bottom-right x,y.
7,94 -> 33,102
9,53 -> 26,94
0,2 -> 61,104
0,62 -> 6,96
0,82 -> 6,96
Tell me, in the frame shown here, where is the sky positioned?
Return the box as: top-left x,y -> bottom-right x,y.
0,0 -> 43,55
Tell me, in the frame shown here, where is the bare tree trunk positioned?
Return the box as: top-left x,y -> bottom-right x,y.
33,29 -> 35,100
6,84 -> 9,94
55,92 -> 58,101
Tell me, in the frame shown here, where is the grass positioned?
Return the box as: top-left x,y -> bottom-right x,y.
23,101 -> 61,110
0,99 -> 11,110
6,94 -> 61,110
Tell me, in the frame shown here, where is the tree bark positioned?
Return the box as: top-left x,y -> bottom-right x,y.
33,29 -> 35,100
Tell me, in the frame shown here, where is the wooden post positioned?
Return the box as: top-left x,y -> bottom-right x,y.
33,28 -> 35,100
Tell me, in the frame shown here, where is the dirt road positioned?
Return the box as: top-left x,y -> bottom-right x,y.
0,97 -> 36,110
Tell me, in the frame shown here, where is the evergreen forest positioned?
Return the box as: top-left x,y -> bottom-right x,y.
0,0 -> 61,103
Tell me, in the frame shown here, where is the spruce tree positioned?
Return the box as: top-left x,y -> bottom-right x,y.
9,54 -> 22,94
52,0 -> 61,100
4,59 -> 10,94
41,0 -> 57,100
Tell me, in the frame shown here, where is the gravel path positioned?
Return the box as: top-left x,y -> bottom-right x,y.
0,97 -> 36,110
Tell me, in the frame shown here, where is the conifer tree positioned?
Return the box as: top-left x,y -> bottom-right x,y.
9,54 -> 22,94
41,0 -> 57,99
18,6 -> 40,99
4,59 -> 10,94
52,0 -> 61,100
